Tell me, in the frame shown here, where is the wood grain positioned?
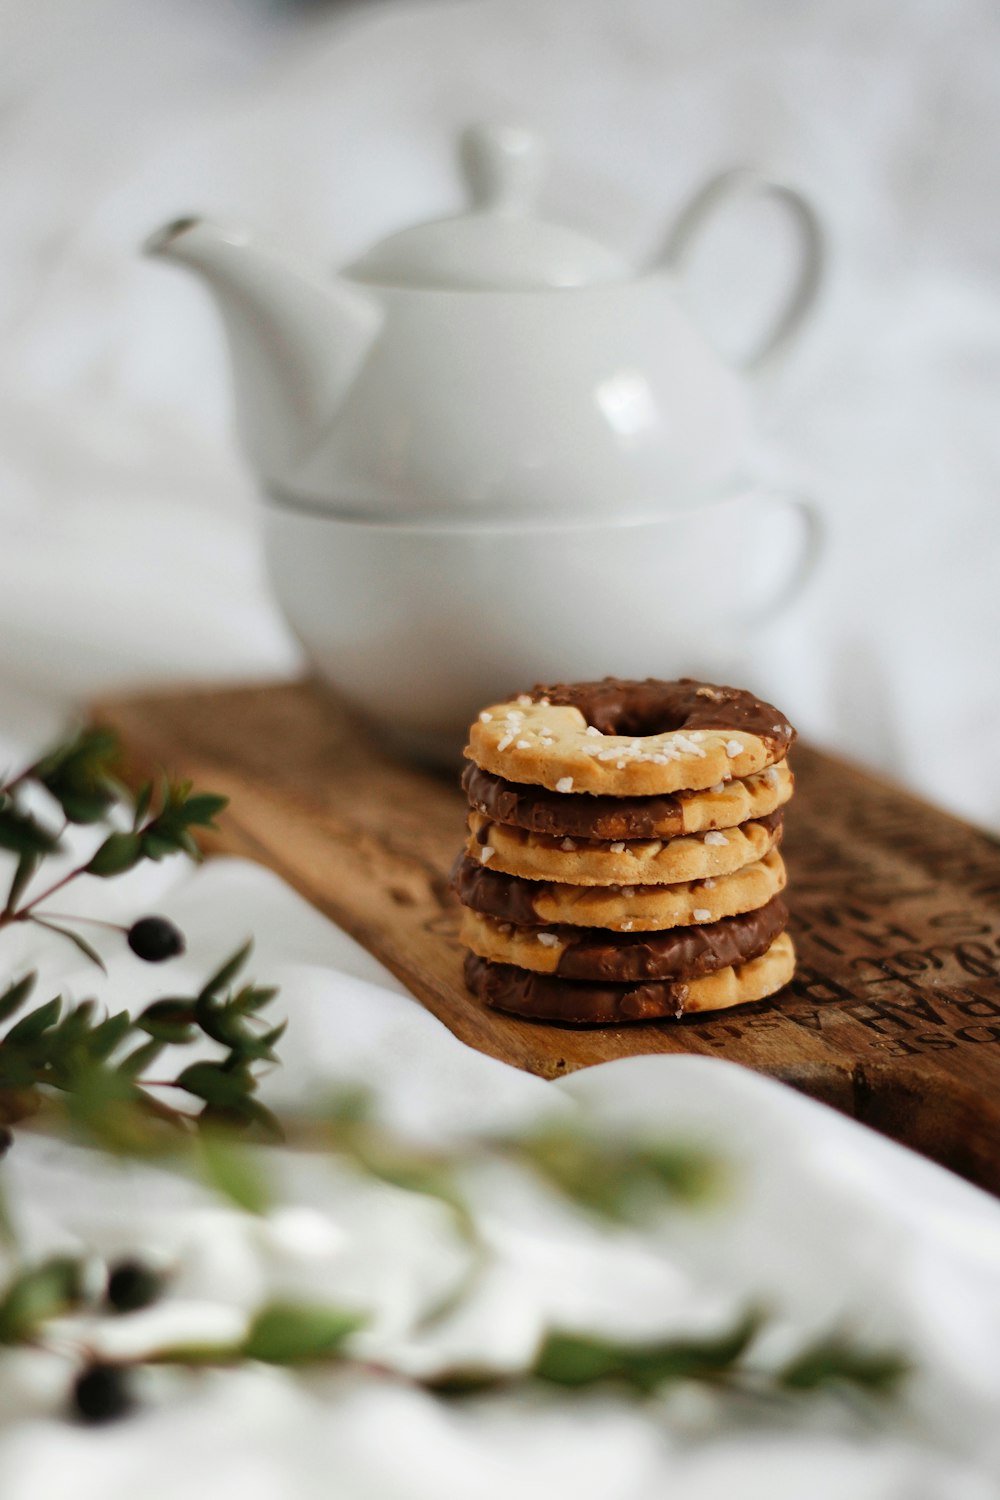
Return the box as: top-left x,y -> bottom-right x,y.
92,679 -> 1000,1192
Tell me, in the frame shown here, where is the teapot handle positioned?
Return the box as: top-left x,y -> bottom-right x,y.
656,167 -> 825,374
733,490 -> 825,627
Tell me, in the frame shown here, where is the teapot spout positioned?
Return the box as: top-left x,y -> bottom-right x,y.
144,217 -> 382,487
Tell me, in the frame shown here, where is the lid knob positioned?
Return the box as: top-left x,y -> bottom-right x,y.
459,124 -> 544,216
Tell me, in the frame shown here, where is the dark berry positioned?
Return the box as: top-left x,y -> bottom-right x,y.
72,1363 -> 134,1424
105,1259 -> 162,1314
127,917 -> 185,963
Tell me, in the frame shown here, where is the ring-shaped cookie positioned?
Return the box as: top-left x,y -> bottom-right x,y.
462,760 -> 793,841
464,932 -> 796,1025
467,810 -> 782,887
466,678 -> 794,796
461,895 -> 788,982
453,848 -> 787,931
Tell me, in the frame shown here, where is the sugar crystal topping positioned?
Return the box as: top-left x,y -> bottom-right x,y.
556,777 -> 574,793
673,734 -> 707,759
726,739 -> 743,757
480,844 -> 495,864
537,932 -> 559,947
609,842 -> 626,854
704,831 -> 728,846
693,908 -> 712,921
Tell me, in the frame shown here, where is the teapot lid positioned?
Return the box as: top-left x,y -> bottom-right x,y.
344,125 -> 628,292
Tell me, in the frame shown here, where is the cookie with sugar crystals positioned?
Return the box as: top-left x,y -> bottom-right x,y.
453,848 -> 788,932
466,677 -> 794,796
464,932 -> 796,1025
461,895 -> 788,982
467,809 -> 783,887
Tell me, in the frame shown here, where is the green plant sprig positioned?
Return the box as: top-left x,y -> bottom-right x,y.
0,943 -> 283,1146
0,727 -> 226,967
0,1245 -> 909,1429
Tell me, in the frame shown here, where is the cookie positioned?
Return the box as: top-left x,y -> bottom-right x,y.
467,809 -> 783,886
460,895 -> 788,982
466,678 -> 794,796
462,760 -> 793,841
453,848 -> 788,931
464,931 -> 796,1025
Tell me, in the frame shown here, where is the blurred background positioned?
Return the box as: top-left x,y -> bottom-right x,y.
1,0 -> 998,821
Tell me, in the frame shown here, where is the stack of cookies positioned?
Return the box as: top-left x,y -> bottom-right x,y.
454,677 -> 797,1025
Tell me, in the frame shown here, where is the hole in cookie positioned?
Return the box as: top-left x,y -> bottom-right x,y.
530,678 -> 786,742
533,679 -> 716,737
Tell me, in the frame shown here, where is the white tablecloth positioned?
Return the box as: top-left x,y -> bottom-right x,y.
2,2 -> 1000,1493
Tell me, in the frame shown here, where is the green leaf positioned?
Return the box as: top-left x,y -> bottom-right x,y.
242,1302 -> 364,1365
177,794 -> 228,828
634,1143 -> 724,1205
0,1257 -> 85,1343
198,1133 -> 271,1215
3,995 -> 62,1044
515,1126 -> 725,1223
86,1011 -> 132,1061
175,1061 -> 252,1107
136,999 -> 197,1045
31,728 -> 121,825
0,805 -> 60,858
85,831 -> 142,878
0,974 -> 36,1025
200,1095 -> 283,1141
64,1067 -> 153,1154
30,919 -> 106,973
780,1337 -> 910,1394
198,942 -> 252,1002
117,1038 -> 166,1079
137,786 -> 228,863
229,984 -> 279,1015
533,1313 -> 762,1393
131,782 -> 153,831
139,831 -> 181,862
52,999 -> 97,1048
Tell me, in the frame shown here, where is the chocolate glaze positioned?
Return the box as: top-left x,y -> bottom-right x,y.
545,896 -> 785,981
469,807 -> 784,850
465,951 -> 690,1024
463,763 -> 692,840
529,677 -> 795,750
453,853 -> 546,925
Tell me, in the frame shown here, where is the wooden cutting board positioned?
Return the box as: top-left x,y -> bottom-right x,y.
93,679 -> 1000,1193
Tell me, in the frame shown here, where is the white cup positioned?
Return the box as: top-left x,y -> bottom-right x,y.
261,486 -> 821,762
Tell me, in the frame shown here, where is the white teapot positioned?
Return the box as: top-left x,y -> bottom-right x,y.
145,125 -> 825,758
145,123 -> 823,523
